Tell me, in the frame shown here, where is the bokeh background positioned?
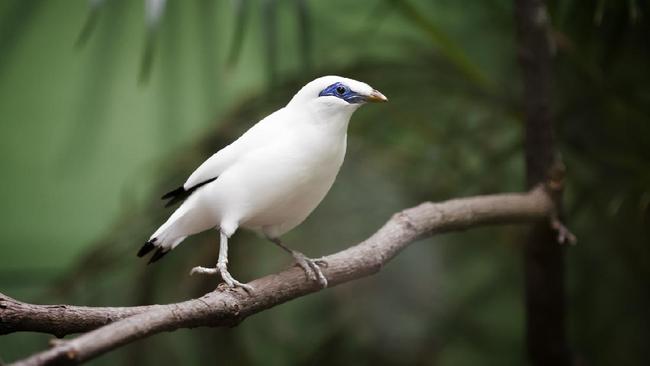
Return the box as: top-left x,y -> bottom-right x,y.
1,0 -> 649,365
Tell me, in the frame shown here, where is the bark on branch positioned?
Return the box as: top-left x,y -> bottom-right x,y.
3,187 -> 554,366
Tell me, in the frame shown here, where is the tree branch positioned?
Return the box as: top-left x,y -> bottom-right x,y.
4,187 -> 554,366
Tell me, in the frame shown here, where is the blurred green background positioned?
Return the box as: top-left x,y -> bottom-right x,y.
0,0 -> 648,365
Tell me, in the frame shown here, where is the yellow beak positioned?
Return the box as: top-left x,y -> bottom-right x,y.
365,89 -> 388,103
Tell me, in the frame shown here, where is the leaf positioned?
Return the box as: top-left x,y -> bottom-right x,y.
594,0 -> 606,25
76,0 -> 107,48
145,0 -> 167,28
262,0 -> 278,86
294,0 -> 311,72
138,28 -> 158,84
139,0 -> 167,84
226,0 -> 250,68
386,0 -> 493,91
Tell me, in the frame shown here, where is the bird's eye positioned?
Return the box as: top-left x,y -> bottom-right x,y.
336,86 -> 346,95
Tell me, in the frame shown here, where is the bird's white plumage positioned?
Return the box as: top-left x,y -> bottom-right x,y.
183,75 -> 372,191
146,76 -> 385,288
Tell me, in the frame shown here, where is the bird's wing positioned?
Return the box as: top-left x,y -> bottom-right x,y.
161,108 -> 288,206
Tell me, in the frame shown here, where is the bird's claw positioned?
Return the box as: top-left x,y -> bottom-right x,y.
216,263 -> 254,293
189,265 -> 254,293
313,257 -> 329,268
291,251 -> 328,288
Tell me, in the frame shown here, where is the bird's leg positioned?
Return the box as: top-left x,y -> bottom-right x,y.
268,237 -> 328,287
215,231 -> 254,292
190,231 -> 253,293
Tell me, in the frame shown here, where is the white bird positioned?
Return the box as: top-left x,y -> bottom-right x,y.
138,76 -> 387,291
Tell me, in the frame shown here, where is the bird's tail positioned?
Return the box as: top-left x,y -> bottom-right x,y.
137,236 -> 186,264
137,207 -> 190,264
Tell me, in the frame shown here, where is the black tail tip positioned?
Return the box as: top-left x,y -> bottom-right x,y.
137,239 -> 157,257
147,248 -> 169,264
161,186 -> 185,200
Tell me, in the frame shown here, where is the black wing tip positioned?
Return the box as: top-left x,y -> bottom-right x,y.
161,186 -> 185,200
160,178 -> 219,208
147,248 -> 169,264
164,198 -> 181,208
161,185 -> 188,207
160,177 -> 218,207
137,239 -> 157,257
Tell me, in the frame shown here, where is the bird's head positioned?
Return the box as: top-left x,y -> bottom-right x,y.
287,76 -> 387,116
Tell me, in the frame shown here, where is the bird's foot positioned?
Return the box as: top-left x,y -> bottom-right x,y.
216,263 -> 254,292
291,251 -> 328,288
312,256 -> 329,267
189,264 -> 254,293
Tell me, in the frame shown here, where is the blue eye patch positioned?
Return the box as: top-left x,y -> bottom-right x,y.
318,82 -> 365,104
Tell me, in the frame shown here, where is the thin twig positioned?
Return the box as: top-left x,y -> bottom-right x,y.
550,215 -> 577,245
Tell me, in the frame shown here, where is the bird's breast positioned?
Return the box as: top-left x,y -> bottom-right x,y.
235,131 -> 347,231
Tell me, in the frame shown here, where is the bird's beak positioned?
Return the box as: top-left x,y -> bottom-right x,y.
365,89 -> 388,103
